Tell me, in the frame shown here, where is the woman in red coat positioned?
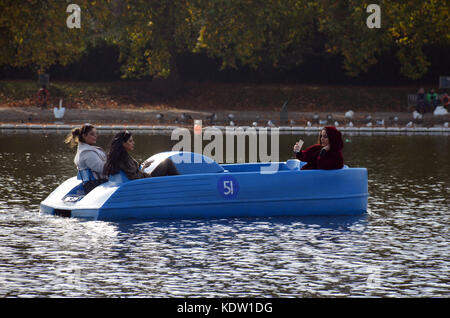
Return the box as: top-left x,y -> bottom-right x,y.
293,126 -> 344,170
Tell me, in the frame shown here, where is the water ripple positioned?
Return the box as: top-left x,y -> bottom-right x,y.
0,133 -> 449,297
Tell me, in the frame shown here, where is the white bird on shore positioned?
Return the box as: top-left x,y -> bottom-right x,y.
334,121 -> 339,127
347,121 -> 354,127
155,113 -> 164,122
229,120 -> 235,126
252,121 -> 258,127
345,110 -> 354,119
307,121 -> 312,127
406,121 -> 413,127
53,99 -> 65,119
267,120 -> 275,127
433,106 -> 449,116
443,122 -> 449,127
412,111 -> 422,120
366,122 -> 372,127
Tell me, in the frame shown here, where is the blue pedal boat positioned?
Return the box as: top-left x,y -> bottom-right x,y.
40,151 -> 368,221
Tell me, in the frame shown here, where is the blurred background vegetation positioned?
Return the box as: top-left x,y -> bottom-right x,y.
0,0 -> 448,111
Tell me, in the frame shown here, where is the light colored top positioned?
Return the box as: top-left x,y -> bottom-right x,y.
74,142 -> 107,179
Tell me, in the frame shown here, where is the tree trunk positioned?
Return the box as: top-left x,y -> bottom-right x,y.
150,52 -> 182,97
166,49 -> 182,94
150,0 -> 183,97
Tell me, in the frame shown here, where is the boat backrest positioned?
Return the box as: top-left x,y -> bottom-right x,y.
77,169 -> 96,183
108,170 -> 129,184
286,159 -> 301,170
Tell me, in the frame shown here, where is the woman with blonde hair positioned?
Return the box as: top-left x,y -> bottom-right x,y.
65,124 -> 107,193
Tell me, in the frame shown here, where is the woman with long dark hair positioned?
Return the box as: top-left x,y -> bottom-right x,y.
103,131 -> 179,180
293,126 -> 344,170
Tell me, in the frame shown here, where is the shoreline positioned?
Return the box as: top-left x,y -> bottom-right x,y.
1,123 -> 449,134
1,106 -> 449,134
1,106 -> 449,123
0,107 -> 450,135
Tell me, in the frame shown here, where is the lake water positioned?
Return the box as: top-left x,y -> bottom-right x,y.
0,130 -> 448,297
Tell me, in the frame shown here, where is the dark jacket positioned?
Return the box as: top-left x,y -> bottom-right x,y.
119,156 -> 151,180
295,126 -> 344,170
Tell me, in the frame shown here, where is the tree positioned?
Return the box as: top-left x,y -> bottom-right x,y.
0,0 -> 110,74
315,0 -> 450,79
107,0 -> 200,91
385,0 -> 450,79
315,0 -> 391,77
0,0 -> 448,83
193,0 -> 320,71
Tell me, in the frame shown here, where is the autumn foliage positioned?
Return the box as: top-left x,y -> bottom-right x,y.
0,0 -> 448,82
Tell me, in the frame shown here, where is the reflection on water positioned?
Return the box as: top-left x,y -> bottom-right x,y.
0,131 -> 448,297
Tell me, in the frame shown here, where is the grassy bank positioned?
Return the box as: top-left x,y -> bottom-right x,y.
0,80 -> 432,112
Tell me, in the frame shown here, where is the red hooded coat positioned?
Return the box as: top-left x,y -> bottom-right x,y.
295,126 -> 344,170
